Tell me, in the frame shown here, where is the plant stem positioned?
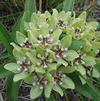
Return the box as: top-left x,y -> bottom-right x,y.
39,0 -> 42,12
46,0 -> 48,10
64,90 -> 69,101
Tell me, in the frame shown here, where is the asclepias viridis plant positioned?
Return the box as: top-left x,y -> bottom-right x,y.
4,9 -> 100,99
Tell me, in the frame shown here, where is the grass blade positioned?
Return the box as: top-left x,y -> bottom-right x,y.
0,66 -> 12,78
77,74 -> 100,101
9,16 -> 22,42
6,75 -> 20,101
0,24 -> 13,56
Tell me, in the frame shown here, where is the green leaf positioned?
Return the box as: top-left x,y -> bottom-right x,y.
11,43 -> 21,51
95,58 -> 100,72
0,52 -> 9,60
6,75 -> 20,101
45,73 -> 54,98
39,23 -> 49,36
72,18 -> 85,29
47,96 -> 56,101
30,85 -> 42,99
79,11 -> 87,21
31,13 -> 38,25
13,72 -> 29,82
52,29 -> 62,43
35,67 -> 45,74
76,83 -> 100,101
0,24 -> 13,56
78,74 -> 100,101
53,84 -> 63,97
75,65 -> 86,75
9,16 -> 22,41
61,35 -> 72,48
93,42 -> 100,49
87,21 -> 99,30
83,56 -> 96,66
48,63 -> 57,72
93,68 -> 100,78
16,31 -> 26,44
63,0 -> 75,12
45,83 -> 53,98
20,0 -> 36,32
79,76 -> 86,85
26,52 -> 36,64
24,0 -> 36,17
66,50 -> 78,61
0,67 -> 12,78
45,72 -> 54,82
13,49 -> 24,60
57,58 -> 68,66
76,84 -> 92,98
24,74 -> 33,84
59,11 -> 72,21
59,66 -> 75,73
70,39 -> 85,50
61,76 -> 75,89
4,63 -> 19,73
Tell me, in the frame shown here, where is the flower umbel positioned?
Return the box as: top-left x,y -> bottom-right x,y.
4,9 -> 100,99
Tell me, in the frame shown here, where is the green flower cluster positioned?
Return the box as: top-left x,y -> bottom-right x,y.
4,9 -> 100,99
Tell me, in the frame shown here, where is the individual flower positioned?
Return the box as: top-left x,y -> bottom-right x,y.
30,73 -> 54,99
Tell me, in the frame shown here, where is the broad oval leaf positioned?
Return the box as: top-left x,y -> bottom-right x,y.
66,50 -> 78,61
53,84 -> 63,97
13,72 -> 29,82
83,56 -> 96,66
45,83 -> 53,98
61,35 -> 72,48
93,68 -> 100,78
30,85 -> 42,99
16,31 -> 26,44
61,76 -> 75,89
4,63 -> 19,73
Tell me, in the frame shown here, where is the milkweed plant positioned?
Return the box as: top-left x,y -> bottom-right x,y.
4,9 -> 100,99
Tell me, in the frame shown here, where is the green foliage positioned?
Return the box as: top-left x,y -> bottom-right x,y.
20,0 -> 36,32
0,24 -> 13,56
0,67 -> 12,78
6,75 -> 20,101
0,0 -> 100,101
76,74 -> 100,101
4,9 -> 100,100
